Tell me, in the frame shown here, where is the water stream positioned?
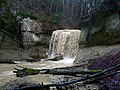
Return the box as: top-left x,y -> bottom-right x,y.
0,29 -> 81,86
49,29 -> 81,59
0,61 -> 74,86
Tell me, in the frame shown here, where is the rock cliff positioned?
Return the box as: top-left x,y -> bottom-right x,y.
21,17 -> 42,45
21,17 -> 49,59
0,17 -> 49,61
74,10 -> 120,64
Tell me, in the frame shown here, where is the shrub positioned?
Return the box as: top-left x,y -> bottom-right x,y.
41,13 -> 66,35
0,0 -> 7,5
17,10 -> 38,20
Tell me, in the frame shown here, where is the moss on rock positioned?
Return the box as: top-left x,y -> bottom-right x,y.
16,68 -> 39,77
86,28 -> 120,46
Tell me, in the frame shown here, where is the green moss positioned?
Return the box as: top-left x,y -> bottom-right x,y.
85,10 -> 120,46
87,30 -> 109,45
90,70 -> 102,73
86,24 -> 120,46
16,68 -> 39,77
25,68 -> 39,75
17,10 -> 38,20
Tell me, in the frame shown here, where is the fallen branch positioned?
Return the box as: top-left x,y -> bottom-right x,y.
84,71 -> 119,84
38,64 -> 85,73
13,67 -> 39,77
14,63 -> 120,90
0,59 -> 16,64
41,70 -> 102,76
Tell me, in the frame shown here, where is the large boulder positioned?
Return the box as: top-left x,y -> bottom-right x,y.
21,18 -> 50,59
21,17 -> 43,45
0,77 -> 40,90
74,44 -> 120,64
21,17 -> 42,33
0,49 -> 31,61
79,12 -> 120,46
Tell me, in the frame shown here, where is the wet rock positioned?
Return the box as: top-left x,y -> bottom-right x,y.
48,74 -> 99,90
21,17 -> 42,46
0,59 -> 16,64
30,50 -> 48,59
21,17 -> 42,33
74,45 -> 120,64
0,49 -> 31,61
54,55 -> 63,61
44,55 -> 63,61
80,12 -> 120,46
24,59 -> 41,63
0,77 -> 40,90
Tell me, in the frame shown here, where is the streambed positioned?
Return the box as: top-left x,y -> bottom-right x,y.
0,60 -> 74,86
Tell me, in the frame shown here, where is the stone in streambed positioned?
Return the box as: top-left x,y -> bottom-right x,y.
43,55 -> 63,61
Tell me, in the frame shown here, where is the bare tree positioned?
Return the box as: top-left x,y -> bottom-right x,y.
50,0 -> 54,12
71,0 -> 75,19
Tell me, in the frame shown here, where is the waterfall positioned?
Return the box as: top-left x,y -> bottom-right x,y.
48,29 -> 81,60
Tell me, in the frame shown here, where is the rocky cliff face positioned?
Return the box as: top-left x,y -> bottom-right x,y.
88,12 -> 120,45
0,17 -> 49,60
79,12 -> 120,46
21,17 -> 49,59
74,10 -> 120,64
21,17 -> 42,46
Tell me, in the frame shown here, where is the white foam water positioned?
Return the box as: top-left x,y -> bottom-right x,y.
56,57 -> 75,64
48,29 -> 81,59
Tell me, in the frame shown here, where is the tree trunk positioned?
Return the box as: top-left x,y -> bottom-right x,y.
62,0 -> 65,14
71,0 -> 75,19
50,0 -> 54,12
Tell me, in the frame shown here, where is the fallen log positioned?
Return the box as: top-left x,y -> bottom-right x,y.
38,64 -> 85,73
14,68 -> 21,70
41,63 -> 120,86
13,67 -> 39,77
14,64 -> 101,77
84,71 -> 119,84
13,64 -> 120,90
0,59 -> 16,64
41,70 -> 102,76
16,65 -> 50,72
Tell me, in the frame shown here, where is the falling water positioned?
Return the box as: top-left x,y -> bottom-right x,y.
48,29 -> 81,63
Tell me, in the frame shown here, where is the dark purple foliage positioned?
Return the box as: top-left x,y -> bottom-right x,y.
88,51 -> 120,70
87,51 -> 120,90
104,73 -> 120,90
